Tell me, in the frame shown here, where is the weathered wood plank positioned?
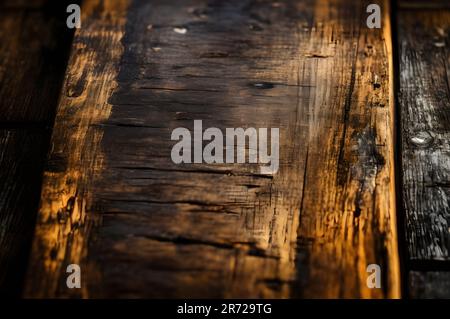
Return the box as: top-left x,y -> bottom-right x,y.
24,0 -> 132,299
0,1 -> 73,123
25,0 -> 399,298
0,129 -> 48,297
0,1 -> 75,296
294,0 -> 399,298
409,271 -> 450,298
398,10 -> 450,261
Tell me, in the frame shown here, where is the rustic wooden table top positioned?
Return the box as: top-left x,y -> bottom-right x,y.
0,0 -> 449,299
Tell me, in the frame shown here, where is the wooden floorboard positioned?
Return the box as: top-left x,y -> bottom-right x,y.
398,10 -> 450,262
0,129 -> 48,297
0,1 -> 74,297
23,0 -> 400,298
397,4 -> 450,299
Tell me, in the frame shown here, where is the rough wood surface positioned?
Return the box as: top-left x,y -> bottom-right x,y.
0,1 -> 73,123
398,10 -> 450,262
409,271 -> 450,298
0,1 -> 74,297
25,0 -> 400,298
0,129 -> 48,297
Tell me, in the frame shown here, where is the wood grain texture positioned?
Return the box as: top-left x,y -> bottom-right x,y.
0,1 -> 73,123
24,0 -> 131,299
0,129 -> 48,297
25,0 -> 400,298
409,271 -> 450,298
0,0 -> 75,297
398,10 -> 450,261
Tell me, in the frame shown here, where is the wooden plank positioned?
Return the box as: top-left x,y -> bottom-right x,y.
398,10 -> 450,262
0,1 -> 73,123
25,0 -> 399,298
409,271 -> 450,298
0,1 -> 75,296
0,129 -> 48,297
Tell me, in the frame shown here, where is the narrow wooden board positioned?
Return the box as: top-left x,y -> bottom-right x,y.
0,1 -> 73,123
0,129 -> 48,297
398,10 -> 450,262
0,0 -> 75,297
25,0 -> 400,298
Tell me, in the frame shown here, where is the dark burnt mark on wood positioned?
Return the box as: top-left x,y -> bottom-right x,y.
351,127 -> 386,220
336,44 -> 358,187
